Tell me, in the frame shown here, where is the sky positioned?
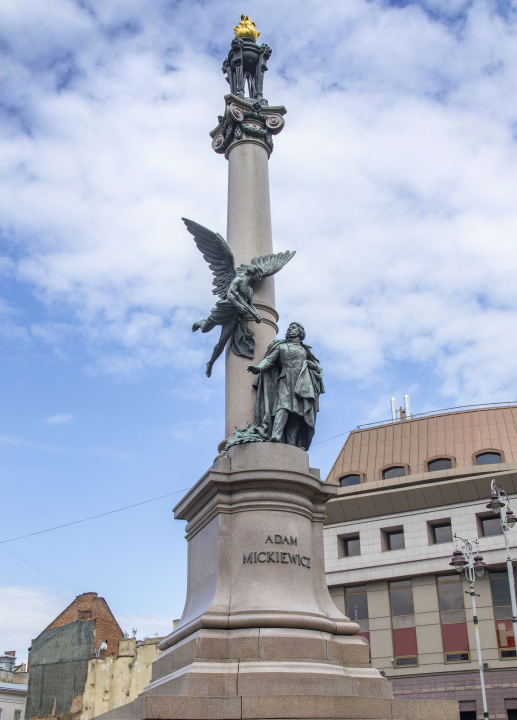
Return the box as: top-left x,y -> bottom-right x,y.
2,0 -> 517,662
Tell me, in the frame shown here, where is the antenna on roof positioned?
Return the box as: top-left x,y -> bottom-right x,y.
404,395 -> 412,419
390,398 -> 396,422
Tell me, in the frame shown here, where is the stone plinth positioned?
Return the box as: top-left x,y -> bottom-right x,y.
94,444 -> 459,720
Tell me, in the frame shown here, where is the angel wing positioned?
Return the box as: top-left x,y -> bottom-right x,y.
250,250 -> 296,278
183,218 -> 236,297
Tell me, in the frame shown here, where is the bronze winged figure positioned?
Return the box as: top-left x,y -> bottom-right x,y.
183,218 -> 295,377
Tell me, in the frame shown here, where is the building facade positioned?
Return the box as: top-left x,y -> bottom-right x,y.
0,652 -> 28,720
25,592 -> 124,720
324,405 -> 517,720
82,637 -> 164,720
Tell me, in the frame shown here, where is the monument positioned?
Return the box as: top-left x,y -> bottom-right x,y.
98,18 -> 459,720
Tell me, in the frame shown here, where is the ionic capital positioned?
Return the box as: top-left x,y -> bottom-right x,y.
210,94 -> 286,159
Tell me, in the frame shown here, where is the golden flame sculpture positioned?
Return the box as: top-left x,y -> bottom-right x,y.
233,15 -> 260,43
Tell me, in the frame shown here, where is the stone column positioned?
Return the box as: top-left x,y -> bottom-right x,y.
210,95 -> 286,440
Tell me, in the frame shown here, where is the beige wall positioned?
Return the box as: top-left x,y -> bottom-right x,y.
82,638 -> 161,719
334,573 -> 514,679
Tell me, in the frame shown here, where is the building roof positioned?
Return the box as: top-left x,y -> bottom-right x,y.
326,404 -> 517,485
37,591 -> 123,658
0,682 -> 28,693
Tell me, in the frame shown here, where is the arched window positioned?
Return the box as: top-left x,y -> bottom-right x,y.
476,452 -> 501,466
428,458 -> 453,472
340,474 -> 361,487
383,466 -> 405,480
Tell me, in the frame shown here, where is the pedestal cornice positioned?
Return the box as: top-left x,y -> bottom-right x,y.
210,94 -> 286,159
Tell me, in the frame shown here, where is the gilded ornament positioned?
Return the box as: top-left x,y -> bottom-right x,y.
233,15 -> 260,43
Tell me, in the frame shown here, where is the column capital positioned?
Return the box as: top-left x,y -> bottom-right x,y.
210,94 -> 286,159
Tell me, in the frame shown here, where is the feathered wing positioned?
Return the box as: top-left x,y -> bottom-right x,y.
182,218 -> 236,297
250,250 -> 296,278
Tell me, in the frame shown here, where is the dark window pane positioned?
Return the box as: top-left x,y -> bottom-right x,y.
390,586 -> 415,616
446,652 -> 469,663
494,605 -> 513,620
501,649 -> 517,658
387,530 -> 405,550
507,710 -> 517,720
391,580 -> 411,588
394,656 -> 418,667
476,452 -> 501,465
340,474 -> 361,487
433,523 -> 453,544
344,536 -> 361,557
459,712 -> 477,720
346,591 -> 368,621
481,516 -> 503,537
491,574 -> 512,607
346,585 -> 366,593
428,458 -> 453,472
438,581 -> 464,612
383,466 -> 405,479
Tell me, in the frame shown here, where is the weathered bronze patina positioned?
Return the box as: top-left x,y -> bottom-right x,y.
183,218 -> 295,377
225,322 -> 324,451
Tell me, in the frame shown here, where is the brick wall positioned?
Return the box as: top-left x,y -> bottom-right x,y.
45,592 -> 123,657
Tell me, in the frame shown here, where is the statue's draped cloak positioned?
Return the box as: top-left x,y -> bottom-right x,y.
252,340 -> 324,449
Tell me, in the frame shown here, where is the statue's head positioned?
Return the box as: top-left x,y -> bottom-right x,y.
238,263 -> 263,283
286,322 -> 306,342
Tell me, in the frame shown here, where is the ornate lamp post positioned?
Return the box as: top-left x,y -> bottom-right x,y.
449,535 -> 489,720
486,479 -> 517,646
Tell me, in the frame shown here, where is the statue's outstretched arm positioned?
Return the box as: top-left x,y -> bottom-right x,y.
227,284 -> 262,323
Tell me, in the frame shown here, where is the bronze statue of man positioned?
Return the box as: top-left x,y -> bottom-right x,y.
247,322 -> 324,450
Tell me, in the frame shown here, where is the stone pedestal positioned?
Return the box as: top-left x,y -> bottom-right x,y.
95,445 -> 459,720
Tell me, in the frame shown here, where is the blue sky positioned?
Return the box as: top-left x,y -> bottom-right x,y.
2,0 -> 517,659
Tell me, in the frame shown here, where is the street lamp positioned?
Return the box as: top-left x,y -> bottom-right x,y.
486,479 -> 517,648
449,535 -> 489,720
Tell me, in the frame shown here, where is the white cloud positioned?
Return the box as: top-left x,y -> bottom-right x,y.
0,585 -> 73,663
0,0 -> 516,402
46,413 -> 72,425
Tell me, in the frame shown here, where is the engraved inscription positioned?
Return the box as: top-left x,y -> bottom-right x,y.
243,535 -> 310,568
265,535 -> 297,545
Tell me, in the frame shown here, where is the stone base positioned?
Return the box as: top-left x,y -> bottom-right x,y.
94,445 -> 458,720
115,626 -> 456,720
100,693 -> 458,720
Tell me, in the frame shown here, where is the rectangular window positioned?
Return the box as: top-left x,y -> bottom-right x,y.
490,571 -> 517,659
343,535 -> 360,557
389,579 -> 418,667
432,522 -> 453,544
437,575 -> 469,663
480,515 -> 503,537
345,585 -> 370,657
386,529 -> 405,551
14,711 -> 21,720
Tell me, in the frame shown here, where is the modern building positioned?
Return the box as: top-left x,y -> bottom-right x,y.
323,403 -> 517,720
0,652 -> 28,720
